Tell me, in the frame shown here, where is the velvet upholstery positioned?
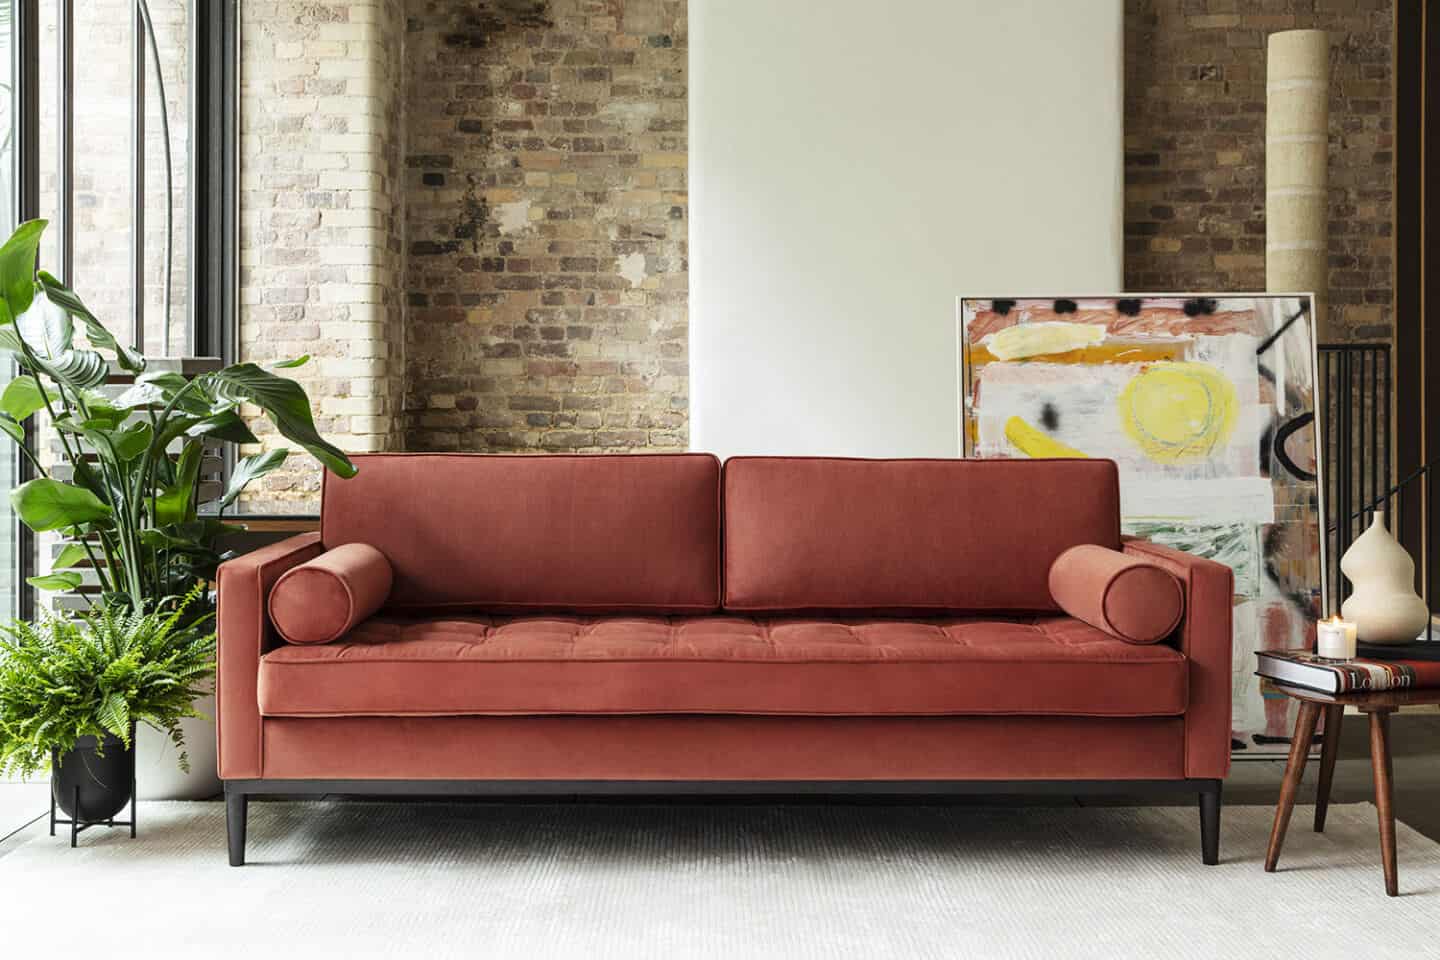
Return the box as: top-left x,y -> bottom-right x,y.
268,543 -> 393,645
321,453 -> 721,613
216,456 -> 1235,788
258,715 -> 1187,781
1123,536 -> 1234,779
722,457 -> 1122,613
256,614 -> 1188,718
217,532 -> 324,779
1048,544 -> 1185,644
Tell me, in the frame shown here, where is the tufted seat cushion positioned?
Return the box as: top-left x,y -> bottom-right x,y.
257,615 -> 1187,718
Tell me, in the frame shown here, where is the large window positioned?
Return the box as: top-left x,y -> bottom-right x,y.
1,3 -> 21,621
39,1 -> 234,359
2,1 -> 236,618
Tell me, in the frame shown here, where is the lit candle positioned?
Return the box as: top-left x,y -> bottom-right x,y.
1316,615 -> 1358,660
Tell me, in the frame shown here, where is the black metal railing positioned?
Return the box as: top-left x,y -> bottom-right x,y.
1319,342 -> 1436,643
1318,344 -> 1391,608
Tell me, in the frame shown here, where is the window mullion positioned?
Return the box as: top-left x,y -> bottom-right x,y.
56,0 -> 72,284
130,0 -> 145,354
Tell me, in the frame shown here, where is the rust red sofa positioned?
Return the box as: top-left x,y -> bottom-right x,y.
217,454 -> 1233,865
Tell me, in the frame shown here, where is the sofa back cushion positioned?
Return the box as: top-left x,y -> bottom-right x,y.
322,453 -> 721,613
722,457 -> 1121,614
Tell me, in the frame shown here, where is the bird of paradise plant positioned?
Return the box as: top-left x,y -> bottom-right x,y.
0,219 -> 357,613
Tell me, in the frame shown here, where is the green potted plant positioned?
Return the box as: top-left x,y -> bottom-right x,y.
0,588 -> 214,829
0,217 -> 357,821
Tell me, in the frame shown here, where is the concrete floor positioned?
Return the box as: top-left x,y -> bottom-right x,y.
2,715 -> 1437,859
0,782 -> 47,843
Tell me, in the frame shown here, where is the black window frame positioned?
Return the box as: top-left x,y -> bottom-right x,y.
8,0 -> 239,620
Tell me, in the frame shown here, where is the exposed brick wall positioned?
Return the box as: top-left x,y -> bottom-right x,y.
239,0 -> 407,509
1124,0 -> 1393,343
401,0 -> 688,452
234,1 -> 1396,512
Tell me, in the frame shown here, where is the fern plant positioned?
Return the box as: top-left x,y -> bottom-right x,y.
0,585 -> 215,779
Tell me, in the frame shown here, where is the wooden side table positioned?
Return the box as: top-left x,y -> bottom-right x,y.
1263,682 -> 1440,897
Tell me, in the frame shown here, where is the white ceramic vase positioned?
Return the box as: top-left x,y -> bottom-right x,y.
1340,511 -> 1431,645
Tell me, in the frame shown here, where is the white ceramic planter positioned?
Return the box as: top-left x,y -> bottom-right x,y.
1340,511 -> 1431,645
134,692 -> 220,800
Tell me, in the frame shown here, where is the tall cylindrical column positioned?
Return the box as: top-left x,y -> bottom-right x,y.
1266,29 -> 1330,335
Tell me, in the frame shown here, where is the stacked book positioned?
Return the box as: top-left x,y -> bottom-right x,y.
1256,649 -> 1440,694
1257,616 -> 1440,694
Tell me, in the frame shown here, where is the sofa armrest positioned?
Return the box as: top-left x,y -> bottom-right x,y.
216,532 -> 324,779
1122,537 -> 1234,779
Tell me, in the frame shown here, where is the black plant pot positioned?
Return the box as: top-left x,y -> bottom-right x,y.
51,734 -> 135,823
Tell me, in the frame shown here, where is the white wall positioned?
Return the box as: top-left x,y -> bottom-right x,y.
690,0 -> 1124,458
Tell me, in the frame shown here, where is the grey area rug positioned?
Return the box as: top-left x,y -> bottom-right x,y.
2,801 -> 1436,959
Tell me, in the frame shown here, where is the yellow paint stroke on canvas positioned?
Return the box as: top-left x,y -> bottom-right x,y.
968,339 -> 1185,368
1004,416 -> 1090,458
984,322 -> 1105,361
1117,361 -> 1237,463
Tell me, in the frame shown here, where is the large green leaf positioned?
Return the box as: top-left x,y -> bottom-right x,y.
51,543 -> 90,570
55,414 -> 129,436
15,292 -> 72,357
144,519 -> 243,553
139,370 -> 188,391
11,478 -> 113,531
13,294 -> 108,389
25,572 -> 82,592
0,375 -> 57,420
42,350 -> 108,389
154,442 -> 204,526
66,459 -> 114,506
120,371 -> 208,417
64,420 -> 150,465
0,219 -> 46,319
167,518 -> 245,546
36,271 -> 145,373
221,449 -> 289,509
185,406 -> 259,445
153,414 -> 201,452
102,421 -> 153,462
76,388 -> 128,427
113,382 -> 166,410
205,364 -> 357,478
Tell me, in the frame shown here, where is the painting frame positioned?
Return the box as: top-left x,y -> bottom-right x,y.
957,293 -> 1327,759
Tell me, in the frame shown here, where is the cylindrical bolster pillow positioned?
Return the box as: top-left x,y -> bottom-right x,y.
1048,544 -> 1185,644
268,543 -> 393,645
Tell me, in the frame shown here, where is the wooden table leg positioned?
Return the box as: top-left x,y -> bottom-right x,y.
1369,709 -> 1399,897
1265,700 -> 1321,872
1314,704 -> 1345,832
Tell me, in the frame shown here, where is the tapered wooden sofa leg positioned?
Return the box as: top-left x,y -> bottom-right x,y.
226,788 -> 248,867
1199,784 -> 1221,865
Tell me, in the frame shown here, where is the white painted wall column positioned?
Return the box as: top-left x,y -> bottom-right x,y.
689,0 -> 1124,458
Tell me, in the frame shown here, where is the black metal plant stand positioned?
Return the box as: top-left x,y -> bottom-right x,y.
48,749 -> 138,848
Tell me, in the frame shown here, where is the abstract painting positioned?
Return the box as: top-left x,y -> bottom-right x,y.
959,296 -> 1325,756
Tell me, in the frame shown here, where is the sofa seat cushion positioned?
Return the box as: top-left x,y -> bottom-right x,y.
257,615 -> 1187,718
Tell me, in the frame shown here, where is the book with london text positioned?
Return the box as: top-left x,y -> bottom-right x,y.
1255,649 -> 1440,695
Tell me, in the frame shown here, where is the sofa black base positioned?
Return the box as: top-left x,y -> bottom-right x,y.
223,777 -> 1223,867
